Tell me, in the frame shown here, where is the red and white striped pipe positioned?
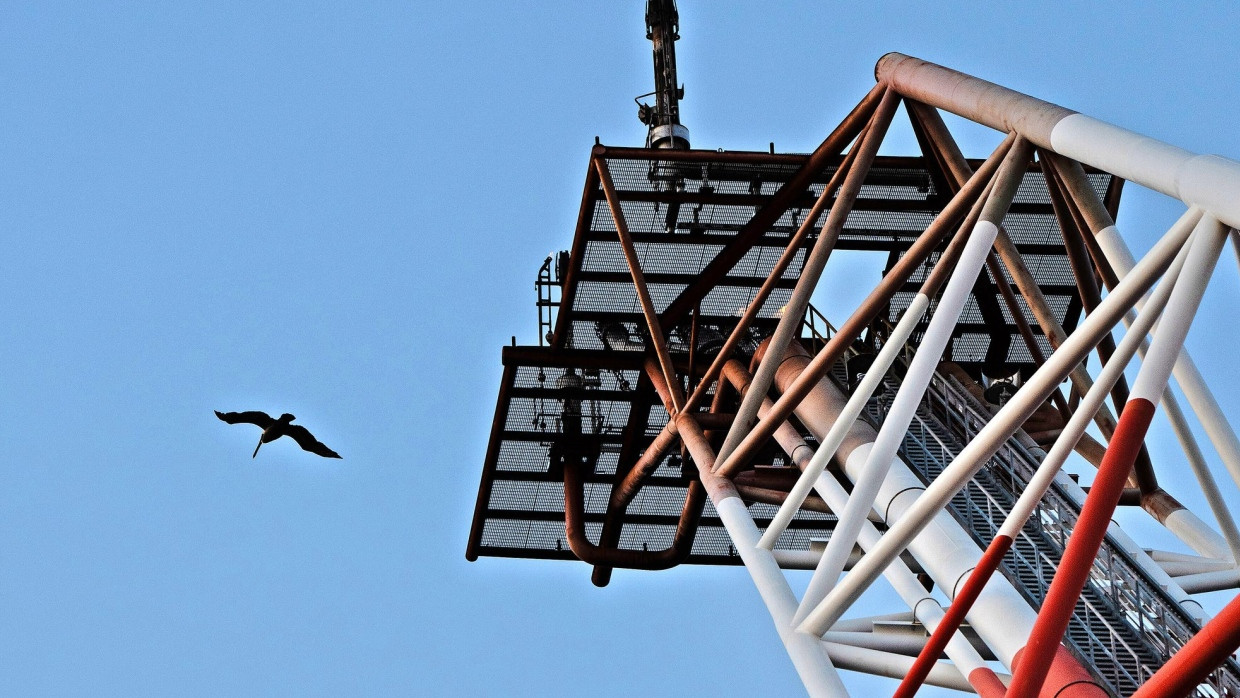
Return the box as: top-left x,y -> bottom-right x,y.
797,208 -> 1196,637
1007,214 -> 1228,697
893,229 -> 1193,698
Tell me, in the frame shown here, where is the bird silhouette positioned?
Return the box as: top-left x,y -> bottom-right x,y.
215,410 -> 342,459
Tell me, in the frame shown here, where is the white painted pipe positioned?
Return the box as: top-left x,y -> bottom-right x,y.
751,394 -> 996,681
1096,221 -> 1240,558
797,140 -> 1029,624
758,293 -> 929,551
801,210 -> 1196,633
1164,507 -> 1236,563
1129,216 -> 1227,403
761,361 -> 1043,672
1159,389 -> 1240,561
822,642 -> 974,693
1174,568 -> 1240,595
829,612 -> 915,633
673,419 -> 848,696
886,51 -> 1240,561
797,217 -> 999,623
1157,559 -> 1236,577
1149,549 -> 1228,565
822,631 -> 928,657
772,549 -> 823,570
996,230 -> 1188,541
712,494 -> 850,697
880,50 -> 1240,558
875,53 -> 1240,230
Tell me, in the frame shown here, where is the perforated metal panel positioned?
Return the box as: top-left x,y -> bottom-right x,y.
468,349 -> 838,565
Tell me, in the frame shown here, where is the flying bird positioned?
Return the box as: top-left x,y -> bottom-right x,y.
215,410 -> 342,459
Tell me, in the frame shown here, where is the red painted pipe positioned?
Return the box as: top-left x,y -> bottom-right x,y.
894,534 -> 1014,698
1007,398 -> 1157,697
1130,590 -> 1240,697
1011,645 -> 1109,697
968,667 -> 1008,698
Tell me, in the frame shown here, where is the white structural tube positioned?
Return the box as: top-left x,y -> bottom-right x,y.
875,53 -> 1240,230
996,232 -> 1186,539
801,211 -> 1196,634
1128,216 -> 1227,412
797,140 -> 1029,623
822,643 -> 973,693
1174,568 -> 1240,594
796,220 -> 998,622
877,53 -> 1240,556
1095,220 -> 1240,550
762,354 -> 1044,671
755,402 -> 995,683
757,293 -> 929,551
713,497 -> 850,697
673,418 -> 848,698
985,236 -> 1207,622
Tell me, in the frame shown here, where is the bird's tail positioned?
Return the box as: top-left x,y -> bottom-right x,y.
253,437 -> 263,458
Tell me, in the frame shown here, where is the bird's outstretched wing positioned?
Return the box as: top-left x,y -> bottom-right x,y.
285,424 -> 343,459
215,410 -> 276,428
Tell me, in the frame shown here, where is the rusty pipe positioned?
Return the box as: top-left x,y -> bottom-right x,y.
716,132 -> 1018,477
678,124 -> 871,416
563,448 -> 705,571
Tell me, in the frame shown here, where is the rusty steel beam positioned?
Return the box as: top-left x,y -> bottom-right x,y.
1044,157 -> 1223,547
595,157 -> 685,412
677,125 -> 872,417
984,251 -> 1073,422
1009,215 -> 1227,698
715,89 -> 901,475
590,372 -> 656,586
716,133 -> 1017,475
465,361 -> 518,562
1042,154 -> 1161,495
550,156 -> 601,347
907,103 -> 1132,457
658,83 -> 887,329
563,445 -> 706,571
735,484 -> 832,515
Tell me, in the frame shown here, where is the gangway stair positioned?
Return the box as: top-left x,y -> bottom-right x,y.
816,329 -> 1240,696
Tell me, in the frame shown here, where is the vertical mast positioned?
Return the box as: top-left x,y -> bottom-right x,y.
641,0 -> 690,149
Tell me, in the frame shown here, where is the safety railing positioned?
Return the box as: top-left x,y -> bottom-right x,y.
895,370 -> 1240,697
798,303 -> 1240,696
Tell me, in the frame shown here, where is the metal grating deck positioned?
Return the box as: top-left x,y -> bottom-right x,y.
468,146 -> 1116,568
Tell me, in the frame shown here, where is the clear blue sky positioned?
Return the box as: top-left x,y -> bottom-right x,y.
4,2 -> 1240,696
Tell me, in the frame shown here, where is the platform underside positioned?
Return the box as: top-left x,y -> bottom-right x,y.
467,146 -> 1117,567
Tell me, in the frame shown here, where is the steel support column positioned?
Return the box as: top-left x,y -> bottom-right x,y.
801,207 -> 1196,634
714,88 -> 900,476
1008,215 -> 1227,697
718,133 -> 1018,477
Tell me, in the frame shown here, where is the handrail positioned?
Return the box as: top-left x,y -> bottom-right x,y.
805,304 -> 1240,696
911,370 -> 1240,696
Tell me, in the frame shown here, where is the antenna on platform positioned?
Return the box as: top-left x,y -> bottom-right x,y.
637,0 -> 689,149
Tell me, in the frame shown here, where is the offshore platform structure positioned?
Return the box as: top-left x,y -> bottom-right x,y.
468,2 -> 1240,695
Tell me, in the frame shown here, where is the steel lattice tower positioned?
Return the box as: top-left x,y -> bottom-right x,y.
468,4 -> 1240,695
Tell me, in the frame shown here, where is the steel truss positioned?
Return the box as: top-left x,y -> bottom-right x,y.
469,53 -> 1240,696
